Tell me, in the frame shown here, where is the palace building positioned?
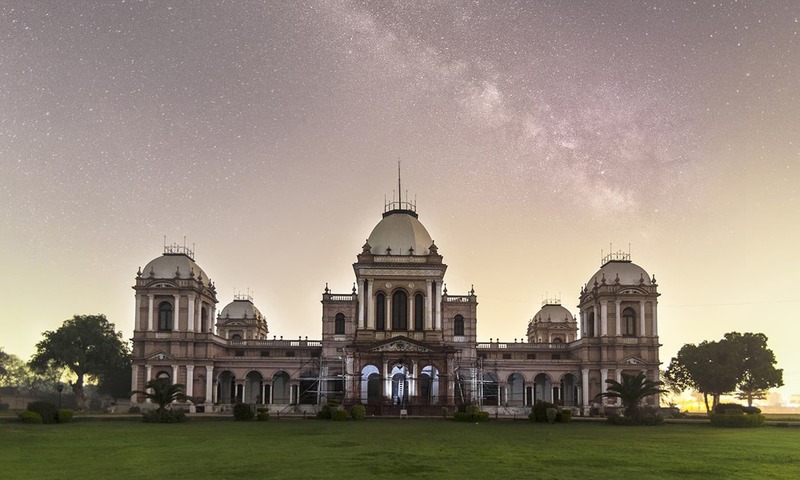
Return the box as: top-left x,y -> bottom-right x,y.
130,194 -> 661,416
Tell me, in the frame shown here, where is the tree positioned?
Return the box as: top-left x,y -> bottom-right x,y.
29,314 -> 130,409
600,372 -> 666,419
666,332 -> 783,412
132,379 -> 189,412
725,332 -> 783,407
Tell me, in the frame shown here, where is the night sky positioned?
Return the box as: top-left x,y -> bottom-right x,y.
2,1 -> 798,400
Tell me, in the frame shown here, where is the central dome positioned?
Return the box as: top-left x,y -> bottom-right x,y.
587,259 -> 651,288
367,210 -> 433,256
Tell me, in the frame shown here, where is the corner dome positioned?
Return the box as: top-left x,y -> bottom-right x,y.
220,297 -> 264,320
366,210 -> 434,256
142,253 -> 208,282
587,259 -> 651,288
533,304 -> 574,323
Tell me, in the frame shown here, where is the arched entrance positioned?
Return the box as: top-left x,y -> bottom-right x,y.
533,373 -> 552,403
217,371 -> 235,404
507,373 -> 525,406
360,365 -> 381,404
245,371 -> 263,404
272,371 -> 290,404
390,364 -> 409,405
419,365 -> 440,405
561,373 -> 579,407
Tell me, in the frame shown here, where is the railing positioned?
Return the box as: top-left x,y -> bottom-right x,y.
444,295 -> 472,303
328,295 -> 356,301
227,339 -> 322,347
371,255 -> 428,263
477,342 -> 569,350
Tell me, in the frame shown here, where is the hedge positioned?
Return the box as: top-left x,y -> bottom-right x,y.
710,413 -> 765,428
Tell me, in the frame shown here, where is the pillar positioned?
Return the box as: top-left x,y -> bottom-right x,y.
358,280 -> 365,328
173,294 -> 180,331
185,365 -> 194,397
640,300 -> 647,336
147,295 -> 154,331
425,280 -> 433,329
600,301 -> 608,336
135,295 -> 141,331
187,295 -> 195,332
366,279 -> 374,329
145,365 -> 153,403
435,282 -> 442,330
383,359 -> 390,398
171,365 -> 179,385
615,300 -> 622,336
600,368 -> 608,406
205,366 -> 214,403
592,305 -> 598,337
131,365 -> 139,403
581,368 -> 589,410
653,300 -> 658,336
386,295 -> 393,331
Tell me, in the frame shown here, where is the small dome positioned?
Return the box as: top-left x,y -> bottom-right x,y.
367,210 -> 434,256
533,304 -> 574,323
587,260 -> 651,288
220,298 -> 264,320
142,253 -> 208,281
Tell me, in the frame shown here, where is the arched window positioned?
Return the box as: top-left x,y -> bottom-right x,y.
200,307 -> 208,332
334,313 -> 345,335
414,294 -> 424,331
231,334 -> 242,341
158,302 -> 173,331
454,314 -> 465,336
552,337 -> 563,344
622,308 -> 636,336
392,290 -> 408,330
376,293 -> 386,331
586,312 -> 595,337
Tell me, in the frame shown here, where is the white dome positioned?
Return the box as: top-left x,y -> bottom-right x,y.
367,210 -> 433,256
533,304 -> 574,323
220,299 -> 263,320
587,260 -> 651,288
142,253 -> 208,282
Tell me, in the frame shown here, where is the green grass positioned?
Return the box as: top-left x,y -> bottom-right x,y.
1,419 -> 798,479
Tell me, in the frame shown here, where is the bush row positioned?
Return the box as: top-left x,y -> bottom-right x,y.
454,405 -> 490,422
142,409 -> 186,423
710,413 -> 765,428
18,401 -> 75,425
528,401 -> 571,423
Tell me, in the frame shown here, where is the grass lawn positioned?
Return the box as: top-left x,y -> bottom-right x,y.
1,419 -> 798,479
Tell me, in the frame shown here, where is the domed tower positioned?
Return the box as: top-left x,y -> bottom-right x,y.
526,300 -> 578,344
217,294 -> 268,340
576,250 -> 660,413
131,243 -> 218,406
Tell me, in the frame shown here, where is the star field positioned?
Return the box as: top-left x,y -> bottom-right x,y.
1,1 -> 799,400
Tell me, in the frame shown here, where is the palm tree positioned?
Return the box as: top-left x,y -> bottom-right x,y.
132,379 -> 190,412
600,372 -> 666,418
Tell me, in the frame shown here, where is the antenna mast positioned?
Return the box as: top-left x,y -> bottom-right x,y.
397,160 -> 402,204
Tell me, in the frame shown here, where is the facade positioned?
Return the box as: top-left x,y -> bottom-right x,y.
130,198 -> 661,415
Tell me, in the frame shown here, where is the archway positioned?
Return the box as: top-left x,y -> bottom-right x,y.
390,364 -> 409,405
360,365 -> 380,404
419,365 -> 440,405
507,373 -> 525,406
217,371 -> 235,404
245,371 -> 263,404
561,373 -> 579,407
272,371 -> 290,404
533,373 -> 552,403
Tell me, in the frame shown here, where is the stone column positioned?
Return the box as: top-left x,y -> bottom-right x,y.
135,295 -> 141,331
187,295 -> 195,332
640,300 -> 647,336
210,306 -> 216,333
131,365 -> 139,403
358,280 -> 365,328
366,279 -> 374,329
615,300 -> 622,336
600,301 -> 608,336
653,300 -> 658,336
205,366 -> 214,403
435,282 -> 442,330
147,295 -> 154,331
173,294 -> 180,331
425,280 -> 433,330
592,305 -> 598,337
171,365 -> 179,385
581,368 -> 590,412
185,365 -> 194,398
383,359 -> 391,399
409,360 -> 417,397
600,368 -> 608,405
145,365 -> 152,403
386,294 -> 393,331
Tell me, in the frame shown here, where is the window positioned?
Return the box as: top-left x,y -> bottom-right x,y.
622,308 -> 636,336
158,302 -> 173,331
334,313 -> 345,335
260,350 -> 270,357
527,353 -> 536,360
376,293 -> 386,331
235,350 -> 244,357
231,334 -> 242,341
286,351 -> 295,357
392,290 -> 408,330
414,294 -> 424,331
587,312 -> 595,337
552,354 -> 561,360
552,337 -> 563,344
453,315 -> 465,336
200,307 -> 208,332
502,353 -> 512,360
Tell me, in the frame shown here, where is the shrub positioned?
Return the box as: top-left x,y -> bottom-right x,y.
57,409 -> 74,423
559,409 -> 572,423
317,404 -> 333,420
529,400 -> 557,423
607,411 -> 664,426
713,403 -> 744,415
19,410 -> 43,424
256,407 -> 270,421
128,406 -> 141,414
710,413 -> 765,428
545,407 -> 558,423
233,403 -> 255,421
742,406 -> 762,415
441,406 -> 449,418
454,405 -> 490,422
332,409 -> 349,421
350,404 -> 366,421
142,409 -> 186,423
27,401 -> 58,424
